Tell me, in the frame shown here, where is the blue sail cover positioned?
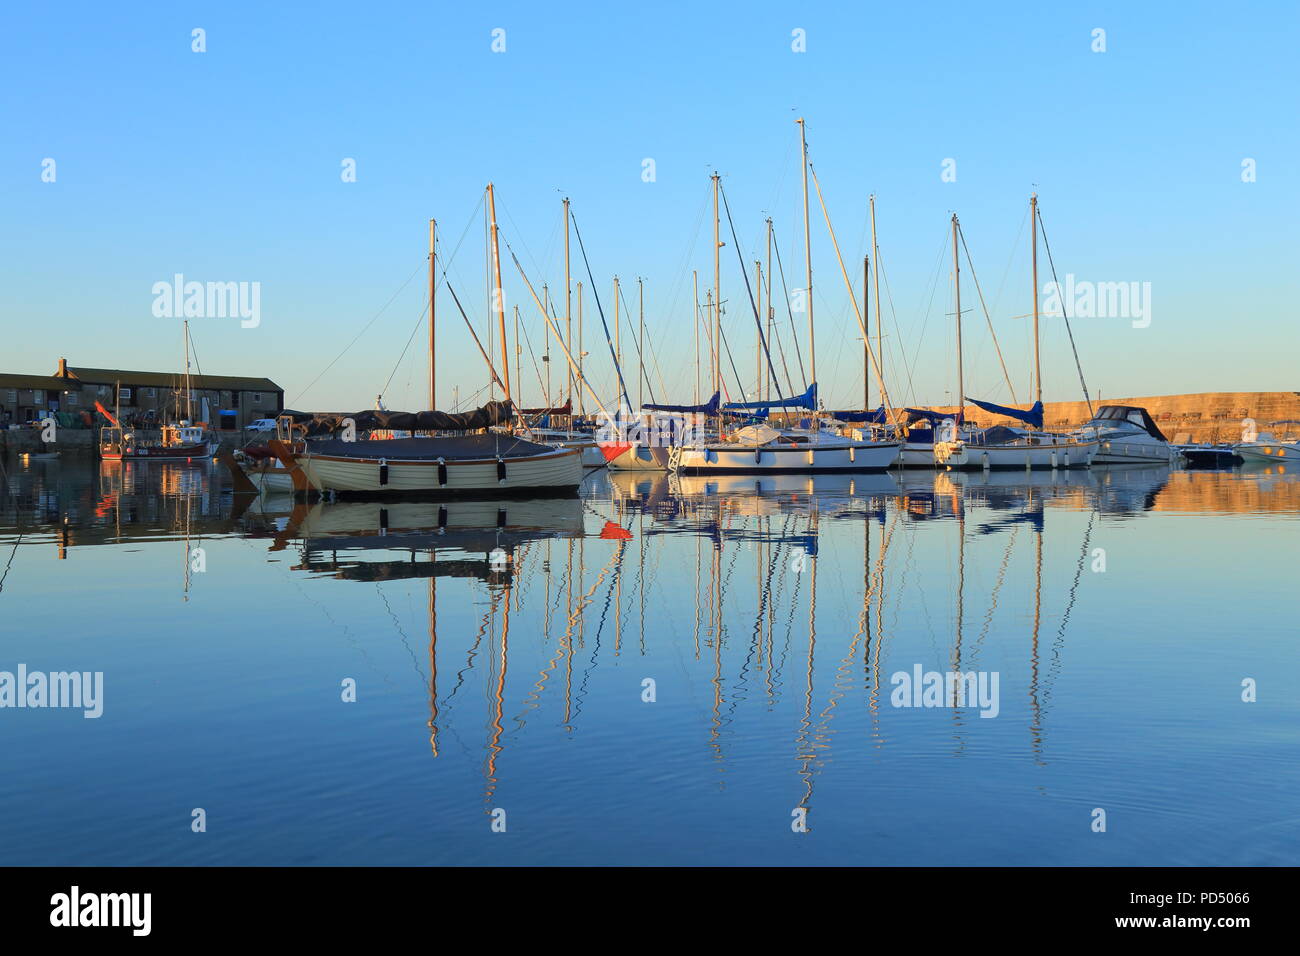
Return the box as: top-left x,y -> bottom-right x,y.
832,405 -> 887,424
903,407 -> 957,425
724,382 -> 817,411
643,391 -> 720,415
966,397 -> 1044,429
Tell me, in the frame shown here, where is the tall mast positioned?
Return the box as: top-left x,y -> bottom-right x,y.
1031,192 -> 1041,409
514,305 -> 522,407
755,259 -> 763,402
487,183 -> 511,403
637,276 -> 644,409
863,255 -> 870,410
576,281 -> 584,417
434,218 -> 444,408
693,270 -> 700,406
765,218 -> 773,402
870,194 -> 882,407
543,283 -> 551,406
952,213 -> 963,425
614,275 -> 621,397
183,319 -> 192,420
563,197 -> 572,409
712,172 -> 721,406
797,118 -> 815,389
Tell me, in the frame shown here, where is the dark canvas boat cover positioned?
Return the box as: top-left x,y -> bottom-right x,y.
903,407 -> 959,425
519,400 -> 572,416
967,397 -> 1044,429
644,391 -> 721,415
304,432 -> 558,461
832,406 -> 887,423
302,401 -> 514,437
725,382 -> 817,411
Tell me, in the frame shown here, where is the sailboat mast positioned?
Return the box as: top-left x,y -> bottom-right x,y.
434,218 -> 444,408
638,277 -> 644,410
798,118 -> 815,388
712,172 -> 721,407
563,198 -> 572,409
870,194 -> 882,407
576,281 -> 584,417
614,275 -> 621,387
183,319 -> 192,420
1031,192 -> 1041,409
755,259 -> 762,401
953,213 -> 963,425
765,218 -> 773,403
487,183 -> 511,403
693,270 -> 700,406
863,255 -> 870,410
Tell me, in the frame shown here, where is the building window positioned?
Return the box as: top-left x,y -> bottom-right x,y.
145,387 -> 156,398
66,392 -> 79,406
252,392 -> 262,405
5,390 -> 14,405
120,388 -> 132,400
34,393 -> 44,406
97,385 -> 110,397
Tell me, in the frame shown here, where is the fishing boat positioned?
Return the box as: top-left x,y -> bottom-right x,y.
1234,420 -> 1300,463
1076,405 -> 1179,465
935,199 -> 1099,470
99,420 -> 216,462
96,321 -> 218,462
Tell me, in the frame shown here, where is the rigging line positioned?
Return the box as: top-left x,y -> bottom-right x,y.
958,223 -> 1019,404
515,306 -> 551,404
445,282 -> 505,391
717,317 -> 747,405
1036,207 -> 1094,416
874,247 -> 918,407
569,212 -> 632,411
380,299 -> 430,397
291,195 -> 484,409
719,181 -> 782,396
289,258 -> 424,408
615,280 -> 659,407
770,225 -> 805,393
902,229 -> 950,406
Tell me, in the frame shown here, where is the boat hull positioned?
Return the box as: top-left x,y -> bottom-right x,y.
606,444 -> 671,471
102,441 -> 215,462
295,446 -> 584,498
935,438 -> 1099,470
1234,442 -> 1300,463
1091,438 -> 1177,465
672,440 -> 901,474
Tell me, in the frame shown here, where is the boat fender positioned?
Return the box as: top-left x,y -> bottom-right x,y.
755,449 -> 762,465
437,457 -> 447,487
379,508 -> 388,532
496,457 -> 506,483
437,506 -> 447,529
379,458 -> 389,486
497,509 -> 507,528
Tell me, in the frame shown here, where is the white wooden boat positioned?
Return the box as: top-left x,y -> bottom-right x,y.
935,428 -> 1099,469
269,432 -> 583,498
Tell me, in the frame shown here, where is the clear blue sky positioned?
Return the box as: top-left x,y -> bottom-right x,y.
3,1 -> 1296,413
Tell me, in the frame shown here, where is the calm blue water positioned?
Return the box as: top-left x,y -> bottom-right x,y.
1,458 -> 1296,865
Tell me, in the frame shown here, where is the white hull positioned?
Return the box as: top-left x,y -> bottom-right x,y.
897,442 -> 939,467
672,439 -> 901,473
935,437 -> 1099,469
1092,438 -> 1177,465
1235,441 -> 1300,463
295,446 -> 584,494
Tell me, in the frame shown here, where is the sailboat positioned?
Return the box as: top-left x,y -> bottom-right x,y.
671,125 -> 901,475
934,197 -> 1099,470
263,187 -> 585,499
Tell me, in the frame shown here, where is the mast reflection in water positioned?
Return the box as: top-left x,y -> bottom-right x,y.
0,458 -> 1296,865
